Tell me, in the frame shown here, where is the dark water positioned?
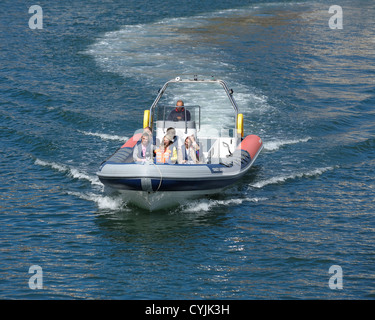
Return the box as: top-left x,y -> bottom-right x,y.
1,0 -> 374,299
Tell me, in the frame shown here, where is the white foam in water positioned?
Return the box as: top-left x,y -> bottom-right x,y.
263,137 -> 312,151
250,166 -> 336,189
79,130 -> 128,142
35,159 -> 103,187
67,191 -> 125,210
85,8 -> 272,116
182,197 -> 268,213
36,159 -> 127,210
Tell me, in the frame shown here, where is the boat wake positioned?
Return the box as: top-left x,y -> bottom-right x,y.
35,158 -> 130,210
85,7 -> 272,117
78,130 -> 128,142
179,197 -> 268,213
249,166 -> 336,189
35,159 -> 103,187
262,137 -> 312,152
67,191 -> 127,210
66,190 -> 267,213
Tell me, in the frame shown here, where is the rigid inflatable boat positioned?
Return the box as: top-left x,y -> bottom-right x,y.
97,76 -> 263,210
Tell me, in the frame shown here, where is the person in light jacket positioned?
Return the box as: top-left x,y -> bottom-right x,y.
133,132 -> 153,163
178,135 -> 200,164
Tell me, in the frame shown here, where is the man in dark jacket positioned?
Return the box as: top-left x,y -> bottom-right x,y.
167,100 -> 191,121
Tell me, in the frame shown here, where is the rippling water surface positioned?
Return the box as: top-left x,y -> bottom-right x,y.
1,0 -> 374,299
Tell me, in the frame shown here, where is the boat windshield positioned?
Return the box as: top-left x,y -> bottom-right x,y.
152,80 -> 237,138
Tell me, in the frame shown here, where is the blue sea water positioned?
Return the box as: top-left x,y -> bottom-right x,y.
1,0 -> 374,299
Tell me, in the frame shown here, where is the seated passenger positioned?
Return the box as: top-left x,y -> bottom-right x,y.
178,135 -> 200,164
133,132 -> 153,163
166,127 -> 178,148
155,133 -> 177,164
167,100 -> 191,121
144,126 -> 159,146
143,126 -> 152,136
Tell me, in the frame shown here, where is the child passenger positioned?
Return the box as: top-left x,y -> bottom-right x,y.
155,133 -> 177,164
